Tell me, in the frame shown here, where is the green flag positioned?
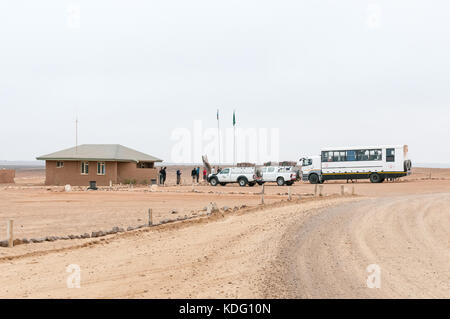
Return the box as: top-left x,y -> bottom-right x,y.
233,110 -> 236,126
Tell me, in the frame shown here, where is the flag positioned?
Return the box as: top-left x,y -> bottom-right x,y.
233,110 -> 236,126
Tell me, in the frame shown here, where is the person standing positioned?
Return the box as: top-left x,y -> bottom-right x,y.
159,167 -> 164,185
162,167 -> 167,186
196,167 -> 200,183
176,169 -> 182,185
203,168 -> 207,181
191,167 -> 197,183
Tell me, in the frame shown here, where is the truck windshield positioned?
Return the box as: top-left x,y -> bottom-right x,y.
302,159 -> 312,166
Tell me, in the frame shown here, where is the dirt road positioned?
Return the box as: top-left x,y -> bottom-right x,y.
0,197 -> 355,298
272,193 -> 450,298
1,193 -> 448,298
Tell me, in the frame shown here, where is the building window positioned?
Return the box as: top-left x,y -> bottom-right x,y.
56,161 -> 64,168
97,162 -> 106,175
81,161 -> 89,175
137,162 -> 154,169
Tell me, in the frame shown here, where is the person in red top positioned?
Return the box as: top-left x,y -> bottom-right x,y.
203,168 -> 207,181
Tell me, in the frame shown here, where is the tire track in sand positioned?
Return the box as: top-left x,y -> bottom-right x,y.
270,193 -> 450,298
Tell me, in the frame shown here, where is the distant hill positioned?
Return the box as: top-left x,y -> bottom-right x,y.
0,161 -> 44,170
414,163 -> 450,168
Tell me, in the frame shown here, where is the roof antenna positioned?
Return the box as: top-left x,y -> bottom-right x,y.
75,115 -> 78,153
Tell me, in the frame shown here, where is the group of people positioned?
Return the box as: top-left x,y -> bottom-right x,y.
159,166 -> 208,186
190,167 -> 207,183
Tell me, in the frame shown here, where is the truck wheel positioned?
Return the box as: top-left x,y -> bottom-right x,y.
286,181 -> 293,186
238,178 -> 248,187
309,174 -> 319,184
248,182 -> 256,187
277,177 -> 285,186
220,182 -> 226,186
210,177 -> 218,186
370,173 -> 381,183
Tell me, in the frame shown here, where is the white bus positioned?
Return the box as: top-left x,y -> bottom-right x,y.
300,145 -> 412,184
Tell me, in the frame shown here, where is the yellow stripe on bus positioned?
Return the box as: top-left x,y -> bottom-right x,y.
322,172 -> 405,175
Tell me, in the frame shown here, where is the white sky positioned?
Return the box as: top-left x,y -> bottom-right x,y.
0,1 -> 449,163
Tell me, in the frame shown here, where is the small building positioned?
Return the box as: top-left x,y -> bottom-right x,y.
36,144 -> 162,186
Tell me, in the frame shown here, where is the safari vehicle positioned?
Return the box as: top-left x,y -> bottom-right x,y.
259,166 -> 297,186
300,145 -> 412,184
208,167 -> 261,187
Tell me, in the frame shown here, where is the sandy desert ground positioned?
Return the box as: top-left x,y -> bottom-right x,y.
0,167 -> 449,298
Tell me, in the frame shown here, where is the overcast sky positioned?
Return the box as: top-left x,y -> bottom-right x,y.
0,1 -> 449,163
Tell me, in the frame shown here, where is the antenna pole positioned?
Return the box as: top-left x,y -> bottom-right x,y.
75,116 -> 78,152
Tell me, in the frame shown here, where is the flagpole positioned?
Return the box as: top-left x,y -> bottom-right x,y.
217,109 -> 221,166
233,109 -> 236,166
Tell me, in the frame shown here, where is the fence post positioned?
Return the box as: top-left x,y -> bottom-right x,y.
319,185 -> 324,197
261,184 -> 265,205
341,185 -> 345,196
314,184 -> 318,197
7,219 -> 13,248
148,209 -> 153,226
288,186 -> 292,201
352,185 -> 355,196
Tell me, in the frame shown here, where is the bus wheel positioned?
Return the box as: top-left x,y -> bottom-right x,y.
370,173 -> 381,183
309,174 -> 319,184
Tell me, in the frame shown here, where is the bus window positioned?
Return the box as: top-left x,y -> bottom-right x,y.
387,148 -> 395,162
332,152 -> 339,162
356,150 -> 369,161
322,152 -> 333,162
369,149 -> 382,161
375,149 -> 382,160
339,151 -> 346,161
347,150 -> 356,161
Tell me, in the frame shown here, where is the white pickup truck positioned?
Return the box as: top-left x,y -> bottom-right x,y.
208,167 -> 261,187
260,166 -> 297,186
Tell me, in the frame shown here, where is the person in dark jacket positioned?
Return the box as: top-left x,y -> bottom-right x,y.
196,167 -> 200,183
191,168 -> 197,183
176,169 -> 182,185
159,167 -> 164,185
161,167 -> 167,186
